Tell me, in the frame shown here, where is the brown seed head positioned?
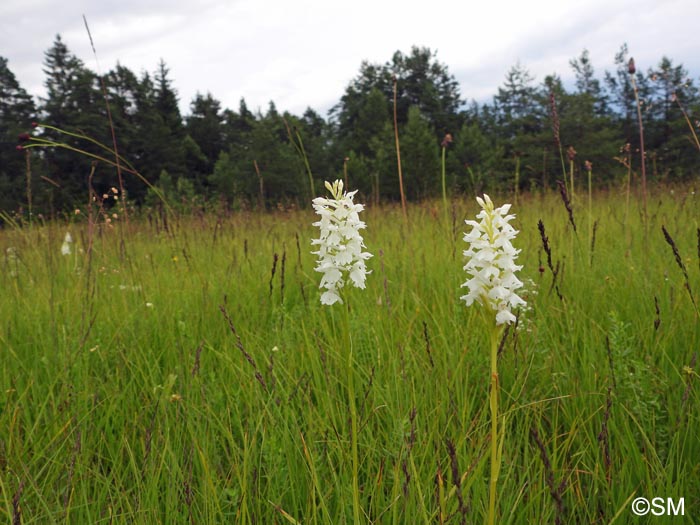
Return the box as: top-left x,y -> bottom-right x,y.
549,90 -> 561,147
584,160 -> 592,171
628,58 -> 636,75
441,133 -> 453,148
566,146 -> 577,161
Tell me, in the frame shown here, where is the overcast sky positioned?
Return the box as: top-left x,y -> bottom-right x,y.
2,0 -> 699,117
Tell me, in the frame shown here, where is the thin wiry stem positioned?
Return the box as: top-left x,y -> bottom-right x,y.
392,75 -> 407,221
629,62 -> 648,228
672,92 -> 700,152
487,325 -> 503,525
83,15 -> 128,226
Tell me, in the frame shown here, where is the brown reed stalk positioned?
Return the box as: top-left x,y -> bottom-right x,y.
566,146 -> 577,203
549,90 -> 567,186
253,160 -> 264,209
672,92 -> 700,151
392,75 -> 408,220
619,143 -> 632,226
585,160 -> 593,242
24,147 -> 32,224
441,133 -> 452,221
629,58 -> 648,227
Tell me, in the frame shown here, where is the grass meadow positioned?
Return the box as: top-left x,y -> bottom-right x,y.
1,186 -> 698,524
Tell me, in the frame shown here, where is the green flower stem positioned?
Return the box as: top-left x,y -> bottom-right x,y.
569,159 -> 575,204
588,167 -> 593,252
514,155 -> 521,205
343,300 -> 361,525
441,146 -> 448,226
487,324 -> 503,525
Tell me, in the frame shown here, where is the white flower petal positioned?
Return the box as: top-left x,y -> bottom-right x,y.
320,290 -> 343,305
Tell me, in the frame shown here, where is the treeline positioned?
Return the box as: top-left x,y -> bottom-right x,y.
1,36 -> 698,213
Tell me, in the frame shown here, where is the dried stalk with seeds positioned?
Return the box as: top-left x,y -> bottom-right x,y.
556,180 -> 577,234
445,439 -> 468,524
530,427 -> 566,525
538,219 -> 563,300
662,226 -> 699,316
629,57 -> 648,229
219,304 -> 268,392
269,252 -> 279,298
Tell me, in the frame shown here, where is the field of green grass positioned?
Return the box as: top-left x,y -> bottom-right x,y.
1,187 -> 698,524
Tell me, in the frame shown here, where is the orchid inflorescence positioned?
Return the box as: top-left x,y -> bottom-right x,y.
460,194 -> 526,325
311,180 -> 372,306
61,232 -> 73,256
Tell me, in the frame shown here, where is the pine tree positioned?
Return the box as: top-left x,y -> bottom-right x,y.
570,49 -> 609,116
332,47 -> 462,147
186,92 -> 224,172
398,106 -> 440,199
150,60 -> 185,180
0,56 -> 37,212
646,57 -> 699,177
41,35 -> 105,208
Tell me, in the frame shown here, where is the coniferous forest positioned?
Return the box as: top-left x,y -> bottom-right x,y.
1,35 -> 698,215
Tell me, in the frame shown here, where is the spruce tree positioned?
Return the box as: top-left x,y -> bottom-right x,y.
0,56 -> 36,212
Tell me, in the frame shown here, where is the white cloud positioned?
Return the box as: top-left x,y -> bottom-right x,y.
1,0 -> 698,115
